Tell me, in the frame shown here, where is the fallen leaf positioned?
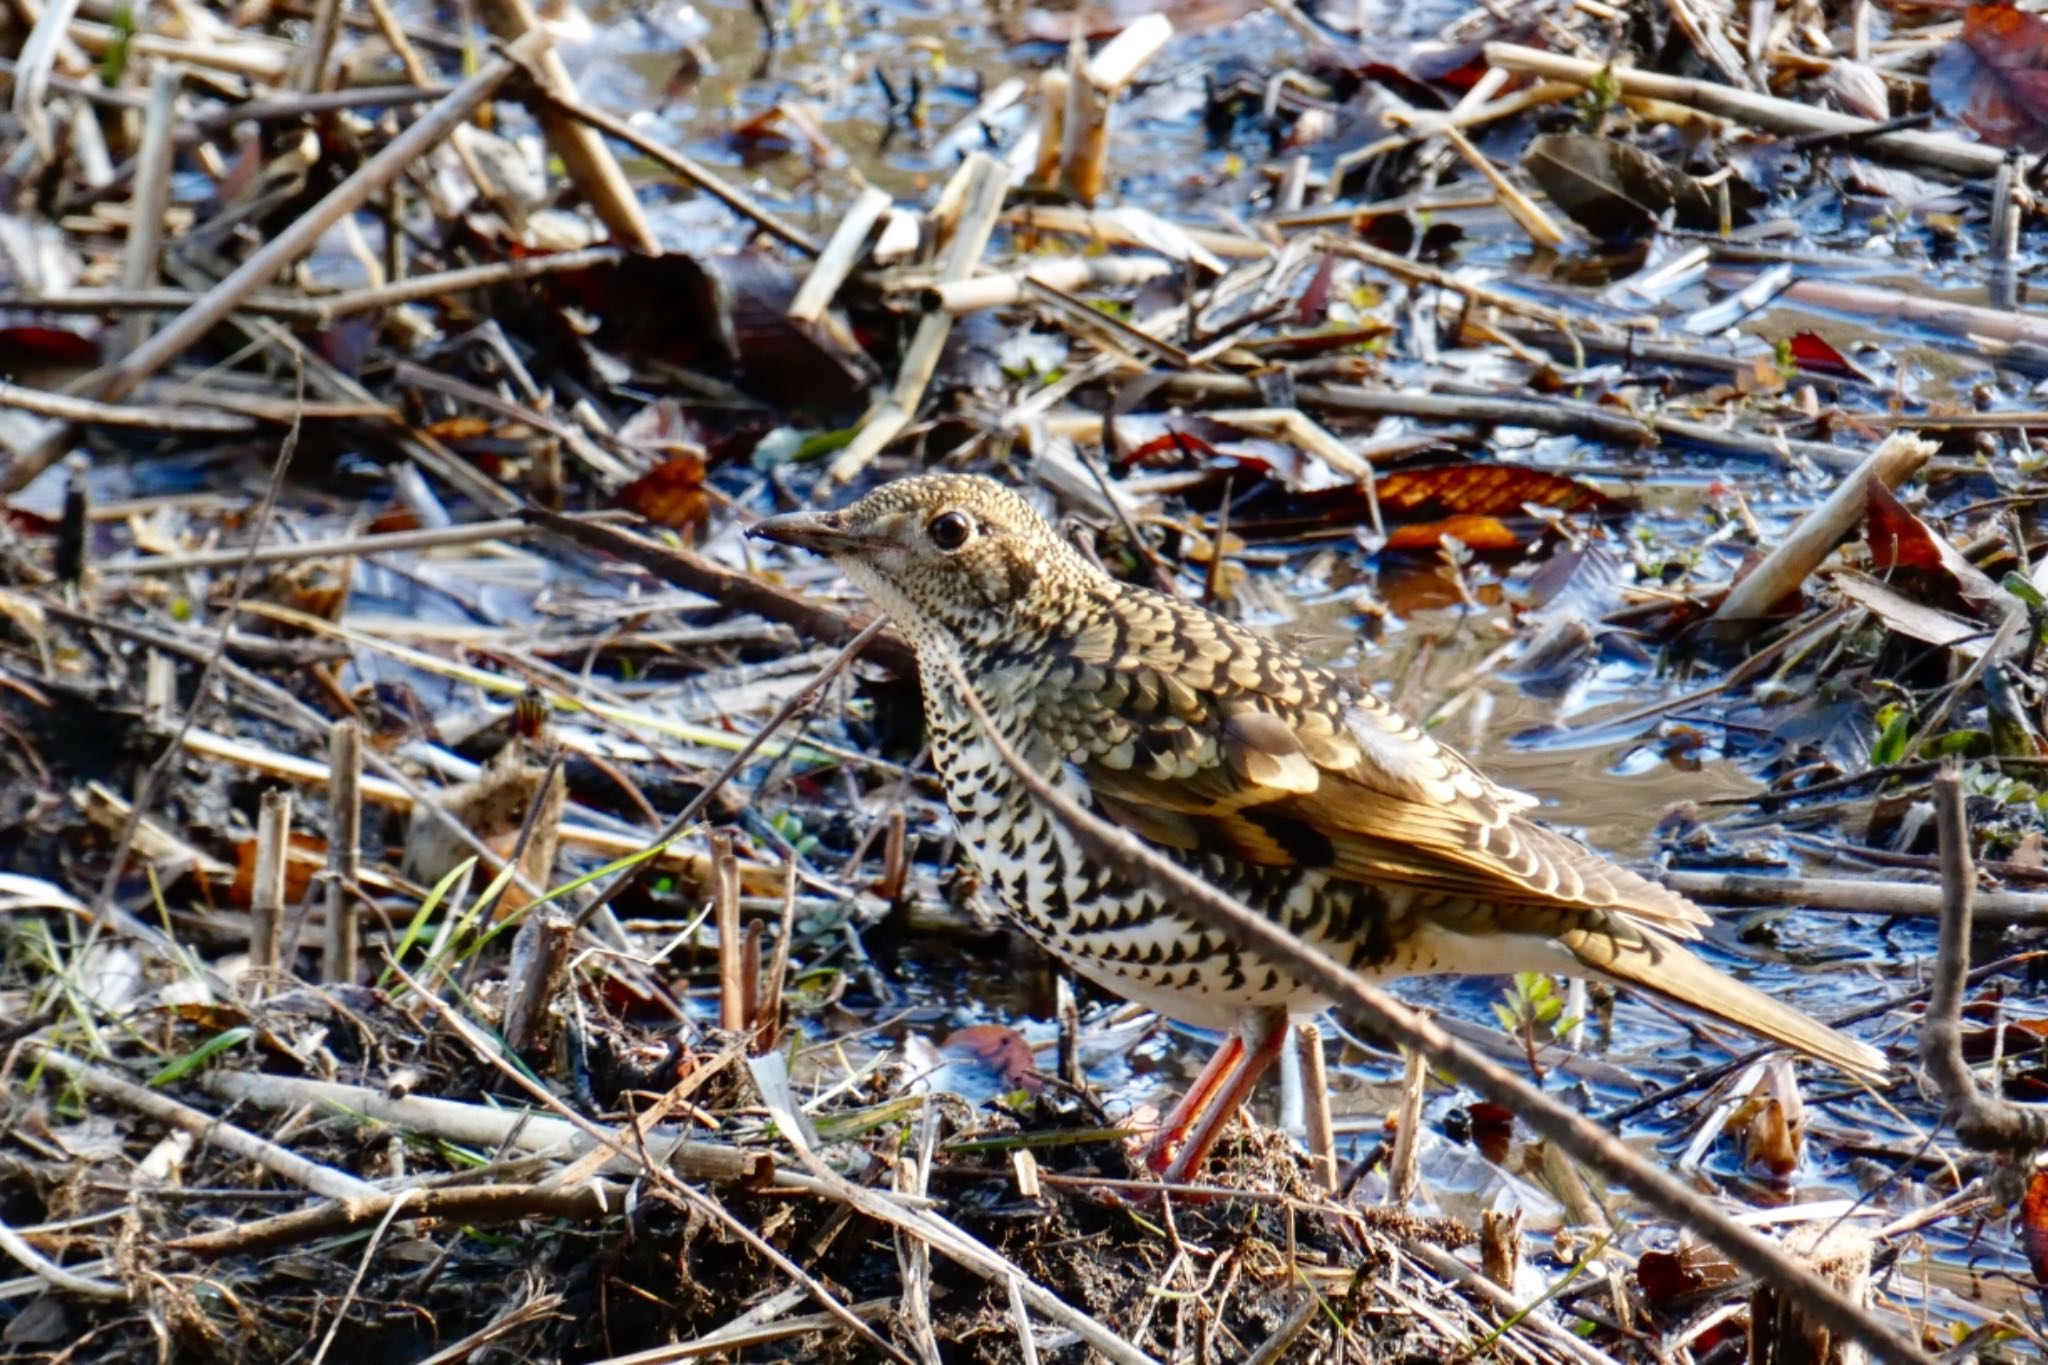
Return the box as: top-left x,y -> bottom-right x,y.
1384,512 -> 1521,552
2020,1167 -> 2048,1293
1786,332 -> 1875,384
1376,463 -> 1615,519
230,832 -> 329,908
1930,4 -> 2048,150
1865,480 -> 2005,612
1522,133 -> 1722,240
918,1023 -> 1041,1104
1830,570 -> 1991,657
618,454 -> 710,531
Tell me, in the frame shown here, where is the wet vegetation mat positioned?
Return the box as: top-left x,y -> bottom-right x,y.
0,0 -> 2045,1358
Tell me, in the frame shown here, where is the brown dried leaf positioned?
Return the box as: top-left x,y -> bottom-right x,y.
1931,4 -> 2048,151
1522,133 -> 1720,241
617,454 -> 710,532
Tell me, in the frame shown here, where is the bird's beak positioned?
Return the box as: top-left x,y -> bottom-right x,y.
747,509 -> 869,556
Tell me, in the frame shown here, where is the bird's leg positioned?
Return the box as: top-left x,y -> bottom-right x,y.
1151,1012 -> 1292,1182
1138,1033 -> 1245,1175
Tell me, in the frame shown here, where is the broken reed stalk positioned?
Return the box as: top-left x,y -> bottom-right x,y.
1032,69 -> 1067,187
501,910 -> 574,1058
826,152 -> 1007,485
475,0 -> 659,254
27,1045 -> 378,1202
1711,431 -> 1935,626
248,787 -> 292,993
1056,36 -> 1093,203
202,1066 -> 769,1186
755,855 -> 799,1055
1485,42 -> 2003,177
741,920 -> 764,1038
54,454 -> 87,583
97,32 -> 547,408
1386,1041 -> 1426,1207
788,184 -> 893,324
1297,1022 -> 1338,1194
920,254 -> 1174,314
1926,762 -> 2048,1154
1749,1223 -> 1875,1365
880,808 -> 908,905
1438,123 -> 1564,249
1057,13 -> 1172,205
533,83 -> 821,254
142,652 -> 175,727
525,508 -> 918,677
169,1176 -> 624,1258
714,831 -> 745,1033
933,653 -> 1929,1365
322,719 -> 362,984
1480,1208 -> 1521,1292
114,66 -> 179,362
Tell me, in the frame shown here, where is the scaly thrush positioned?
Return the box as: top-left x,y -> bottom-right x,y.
750,474 -> 1886,1180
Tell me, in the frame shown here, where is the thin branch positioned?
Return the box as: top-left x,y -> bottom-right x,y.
931,652 -> 1929,1365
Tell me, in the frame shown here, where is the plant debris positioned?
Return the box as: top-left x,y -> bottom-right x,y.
1,0 -> 2046,1358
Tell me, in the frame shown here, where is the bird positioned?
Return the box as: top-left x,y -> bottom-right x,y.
748,473 -> 1888,1182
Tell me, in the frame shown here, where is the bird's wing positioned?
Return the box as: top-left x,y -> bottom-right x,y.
1043,590 -> 1707,936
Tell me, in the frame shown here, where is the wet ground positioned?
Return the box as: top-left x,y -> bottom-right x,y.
5,0 -> 2048,1356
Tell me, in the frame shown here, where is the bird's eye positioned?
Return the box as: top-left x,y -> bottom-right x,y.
928,510 -> 973,551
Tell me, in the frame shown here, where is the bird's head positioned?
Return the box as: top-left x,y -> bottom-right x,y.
749,474 -> 1103,651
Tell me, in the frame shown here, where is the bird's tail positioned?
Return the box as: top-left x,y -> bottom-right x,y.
1561,919 -> 1889,1082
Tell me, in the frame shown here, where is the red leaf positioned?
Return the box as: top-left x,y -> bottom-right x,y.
2021,1168 -> 2048,1293
1786,332 -> 1874,383
1865,479 -> 1949,575
1464,1100 -> 1514,1165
